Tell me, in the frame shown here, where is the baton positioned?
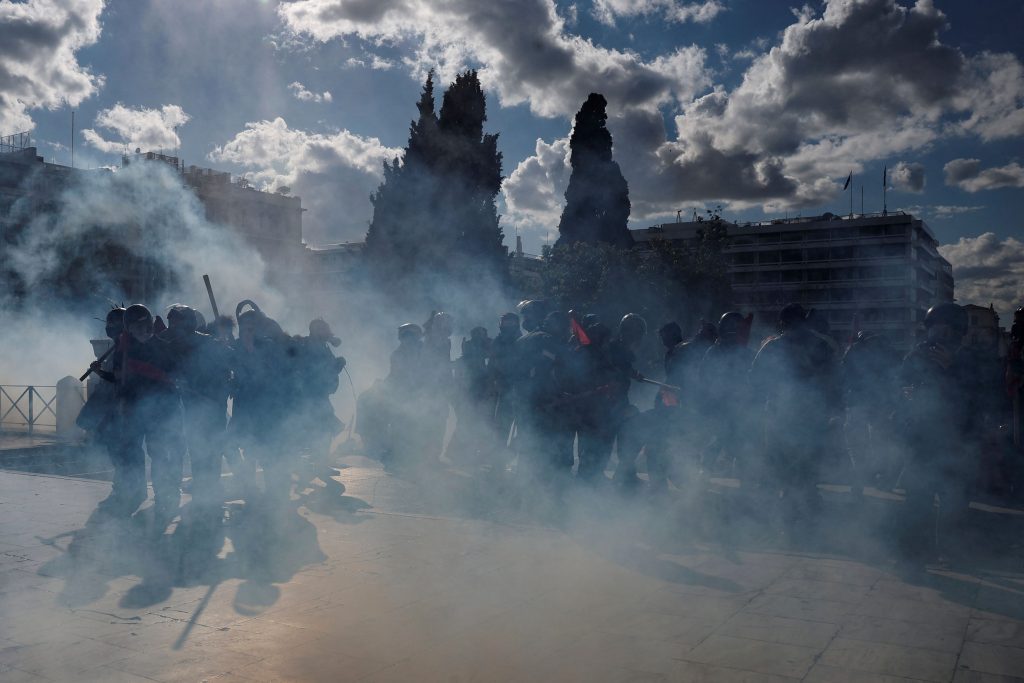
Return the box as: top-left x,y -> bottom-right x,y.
203,274 -> 220,320
636,376 -> 681,392
80,344 -> 116,382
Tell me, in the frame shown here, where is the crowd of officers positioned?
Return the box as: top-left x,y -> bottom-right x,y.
358,299 -> 1007,560
81,300 -> 346,527
81,292 -> 1007,559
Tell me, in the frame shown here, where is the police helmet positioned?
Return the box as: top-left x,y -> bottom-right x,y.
517,300 -> 549,330
310,318 -> 341,347
499,312 -> 520,330
105,307 -> 126,338
924,303 -> 967,334
658,322 -> 683,346
124,304 -> 153,328
398,323 -> 423,341
166,304 -> 197,331
618,313 -> 648,343
695,321 -> 718,343
718,311 -> 744,337
542,310 -> 569,335
430,311 -> 453,337
778,303 -> 808,329
586,322 -> 612,347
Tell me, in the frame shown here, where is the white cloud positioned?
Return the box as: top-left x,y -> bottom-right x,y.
344,55 -> 396,70
901,204 -> 985,219
278,0 -> 710,119
939,233 -> 1024,316
591,0 -> 725,26
210,117 -> 402,245
502,136 -> 571,239
944,158 -> 1024,192
890,161 -> 925,193
82,103 -> 190,155
931,204 -> 985,218
0,0 -> 106,132
279,0 -> 1024,234
288,81 -> 333,103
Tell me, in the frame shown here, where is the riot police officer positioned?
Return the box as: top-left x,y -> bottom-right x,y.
750,303 -> 838,529
899,303 -> 973,560
119,304 -> 182,524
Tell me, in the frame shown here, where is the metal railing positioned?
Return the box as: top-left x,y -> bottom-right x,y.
0,385 -> 58,435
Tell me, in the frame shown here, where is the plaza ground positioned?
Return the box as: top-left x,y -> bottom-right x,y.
2,448 -> 1024,682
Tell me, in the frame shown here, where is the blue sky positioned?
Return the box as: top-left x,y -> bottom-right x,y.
6,0 -> 1024,309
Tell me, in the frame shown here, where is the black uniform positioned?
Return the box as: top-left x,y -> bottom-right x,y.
899,341 -> 974,556
842,334 -> 900,493
700,340 -> 755,477
750,326 -> 838,521
448,331 -> 493,467
117,332 -> 183,516
229,327 -> 294,502
489,326 -> 522,455
516,327 -> 573,480
167,328 -> 233,509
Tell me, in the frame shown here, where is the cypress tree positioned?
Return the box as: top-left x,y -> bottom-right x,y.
556,93 -> 631,248
364,70 -> 506,297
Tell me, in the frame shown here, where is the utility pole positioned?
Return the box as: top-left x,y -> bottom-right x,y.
71,110 -> 75,169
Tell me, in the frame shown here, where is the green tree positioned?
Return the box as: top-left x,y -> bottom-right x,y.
556,93 -> 631,248
541,220 -> 731,334
364,70 -> 507,301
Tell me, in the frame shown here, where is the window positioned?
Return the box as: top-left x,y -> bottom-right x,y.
731,251 -> 756,265
760,271 -> 781,283
831,246 -> 855,260
807,269 -> 829,282
731,271 -> 756,284
806,248 -> 829,261
758,250 -> 780,264
781,249 -> 802,263
781,270 -> 803,283
831,227 -> 860,240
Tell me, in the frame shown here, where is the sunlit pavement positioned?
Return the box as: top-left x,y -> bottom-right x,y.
2,459 -> 1024,683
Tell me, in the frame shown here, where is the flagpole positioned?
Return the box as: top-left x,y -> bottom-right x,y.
861,185 -> 864,216
883,165 -> 888,216
850,173 -> 854,218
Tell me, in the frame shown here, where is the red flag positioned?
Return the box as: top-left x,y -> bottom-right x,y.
570,316 -> 591,346
658,388 -> 680,407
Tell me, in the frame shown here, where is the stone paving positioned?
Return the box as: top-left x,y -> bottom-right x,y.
2,460 -> 1024,682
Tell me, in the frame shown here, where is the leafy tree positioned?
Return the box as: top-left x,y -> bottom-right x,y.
541,220 -> 731,336
364,70 -> 506,302
556,93 -> 631,248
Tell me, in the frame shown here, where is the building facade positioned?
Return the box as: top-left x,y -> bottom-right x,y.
123,152 -> 306,282
963,303 -> 1007,356
632,211 -> 955,349
1,143 -> 305,303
